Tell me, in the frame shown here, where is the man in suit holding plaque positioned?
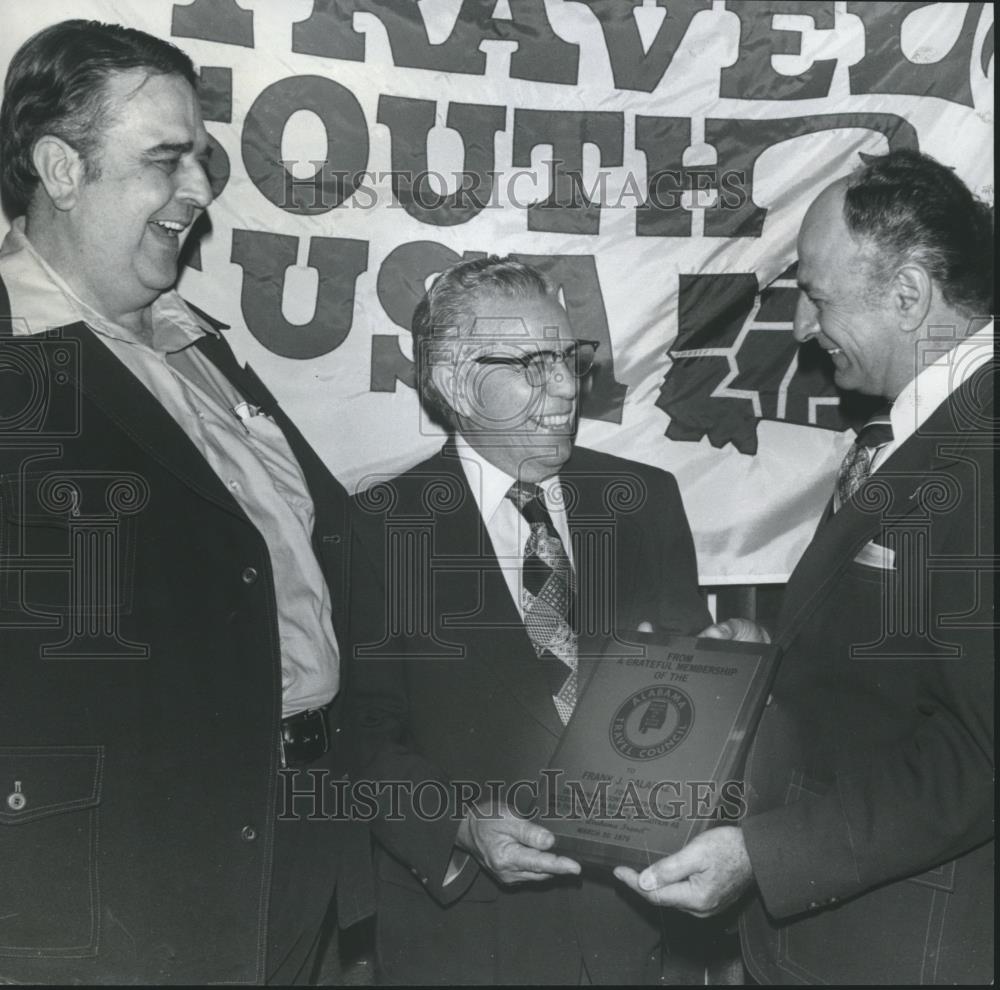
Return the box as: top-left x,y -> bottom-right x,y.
349,256 -> 755,984
615,151 -> 994,984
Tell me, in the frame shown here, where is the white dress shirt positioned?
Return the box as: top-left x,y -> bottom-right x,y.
453,433 -> 575,617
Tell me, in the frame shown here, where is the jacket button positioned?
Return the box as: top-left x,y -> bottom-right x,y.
240,825 -> 257,842
241,567 -> 258,585
6,782 -> 26,811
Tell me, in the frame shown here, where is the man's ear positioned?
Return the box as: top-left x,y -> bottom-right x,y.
31,136 -> 85,211
431,362 -> 464,417
892,263 -> 932,333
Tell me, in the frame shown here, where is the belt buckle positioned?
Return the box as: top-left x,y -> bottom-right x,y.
279,707 -> 329,768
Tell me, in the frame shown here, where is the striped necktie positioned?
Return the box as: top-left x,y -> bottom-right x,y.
834,412 -> 894,511
506,481 -> 578,725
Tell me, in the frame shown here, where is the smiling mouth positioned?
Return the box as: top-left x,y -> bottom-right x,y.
149,219 -> 188,237
532,412 -> 574,430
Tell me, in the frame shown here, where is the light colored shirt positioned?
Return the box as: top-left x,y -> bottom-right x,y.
871,321 -> 994,474
453,433 -> 575,618
0,218 -> 339,717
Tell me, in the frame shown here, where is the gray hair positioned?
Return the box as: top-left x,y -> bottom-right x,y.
412,255 -> 556,428
843,150 -> 993,317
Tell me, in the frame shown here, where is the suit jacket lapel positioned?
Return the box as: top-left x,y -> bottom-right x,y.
778,388 -> 977,643
432,447 -> 565,739
192,328 -> 279,418
60,324 -> 249,518
564,463 -> 645,696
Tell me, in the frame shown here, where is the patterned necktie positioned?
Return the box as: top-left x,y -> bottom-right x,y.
506,481 -> 578,724
834,412 -> 894,511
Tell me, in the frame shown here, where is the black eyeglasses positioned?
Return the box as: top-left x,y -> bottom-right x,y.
472,340 -> 600,383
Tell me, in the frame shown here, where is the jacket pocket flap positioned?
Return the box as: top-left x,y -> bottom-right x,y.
0,747 -> 103,824
907,859 -> 956,893
1,471 -> 149,528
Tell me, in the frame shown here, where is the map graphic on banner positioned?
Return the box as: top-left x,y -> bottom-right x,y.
1,0 -> 993,582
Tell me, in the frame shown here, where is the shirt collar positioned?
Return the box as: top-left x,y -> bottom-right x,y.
453,434 -> 565,524
0,216 -> 215,352
890,321 -> 994,447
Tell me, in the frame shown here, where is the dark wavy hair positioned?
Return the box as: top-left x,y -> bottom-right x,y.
843,149 -> 993,317
413,256 -> 556,428
1,19 -> 196,218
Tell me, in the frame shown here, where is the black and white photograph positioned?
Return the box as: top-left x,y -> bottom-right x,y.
0,1 -> 993,984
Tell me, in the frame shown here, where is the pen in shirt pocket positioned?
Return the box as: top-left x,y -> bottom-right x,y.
232,401 -> 263,430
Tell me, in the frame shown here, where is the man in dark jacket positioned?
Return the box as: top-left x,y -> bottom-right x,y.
348,256 -> 757,983
0,20 -> 373,984
616,150 -> 994,985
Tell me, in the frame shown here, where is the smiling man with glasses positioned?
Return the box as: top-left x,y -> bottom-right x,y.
349,256 -> 723,985
422,275 -> 597,486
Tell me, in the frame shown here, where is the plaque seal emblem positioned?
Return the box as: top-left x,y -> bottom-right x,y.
609,684 -> 694,761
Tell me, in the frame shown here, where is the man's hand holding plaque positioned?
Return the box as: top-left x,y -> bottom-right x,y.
610,623 -> 764,910
613,825 -> 753,916
698,618 -> 772,644
456,800 -> 582,885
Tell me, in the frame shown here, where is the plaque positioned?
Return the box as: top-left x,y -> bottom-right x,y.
538,632 -> 778,869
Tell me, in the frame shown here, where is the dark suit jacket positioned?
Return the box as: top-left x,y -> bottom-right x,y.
739,376 -> 994,985
0,301 -> 374,983
349,442 -> 713,985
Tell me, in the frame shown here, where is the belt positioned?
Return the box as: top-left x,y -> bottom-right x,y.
279,704 -> 331,768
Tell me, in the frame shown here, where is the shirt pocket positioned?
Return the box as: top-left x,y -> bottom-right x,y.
0,747 -> 103,957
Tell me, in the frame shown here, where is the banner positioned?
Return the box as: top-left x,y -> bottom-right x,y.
1,1 -> 993,582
